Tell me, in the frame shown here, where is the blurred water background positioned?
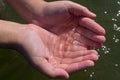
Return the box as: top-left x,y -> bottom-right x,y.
0,0 -> 120,80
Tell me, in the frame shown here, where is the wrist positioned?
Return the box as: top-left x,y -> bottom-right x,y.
7,0 -> 47,23
0,20 -> 27,49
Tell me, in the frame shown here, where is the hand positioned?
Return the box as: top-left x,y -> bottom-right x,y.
18,24 -> 99,78
30,1 -> 104,33
7,0 -> 106,48
29,1 -> 106,48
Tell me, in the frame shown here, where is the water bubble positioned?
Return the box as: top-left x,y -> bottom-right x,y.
89,72 -> 95,78
115,64 -> 119,67
116,14 -> 120,16
98,54 -> 101,57
101,45 -> 111,54
113,24 -> 117,27
97,49 -> 100,51
117,1 -> 120,5
115,39 -> 119,43
116,9 -> 120,17
113,35 -> 120,43
113,24 -> 120,32
104,11 -> 108,14
118,10 -> 120,13
92,72 -> 95,75
113,35 -> 116,39
112,18 -> 117,21
84,69 -> 87,72
90,74 -> 93,77
112,18 -> 114,21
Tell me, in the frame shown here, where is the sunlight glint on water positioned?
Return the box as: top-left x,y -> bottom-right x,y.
83,1 -> 120,79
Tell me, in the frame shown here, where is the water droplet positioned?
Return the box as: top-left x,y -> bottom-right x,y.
113,35 -> 120,43
104,11 -> 107,14
92,72 -> 95,75
89,72 -> 95,78
117,1 -> 120,5
90,74 -> 93,77
115,64 -> 119,67
98,55 -> 100,57
115,39 -> 119,43
84,69 -> 87,72
112,18 -> 117,21
101,45 -> 111,54
116,13 -> 119,16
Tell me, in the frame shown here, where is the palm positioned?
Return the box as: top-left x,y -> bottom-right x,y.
24,25 -> 99,78
22,1 -> 105,78
44,29 -> 98,73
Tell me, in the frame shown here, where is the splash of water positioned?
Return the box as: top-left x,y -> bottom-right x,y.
113,35 -> 120,43
84,69 -> 95,78
83,1 -> 120,79
101,45 -> 111,54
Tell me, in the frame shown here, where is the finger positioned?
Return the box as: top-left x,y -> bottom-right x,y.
76,27 -> 106,43
63,50 -> 98,58
31,57 -> 69,79
72,53 -> 99,63
68,1 -> 96,18
73,33 -> 102,48
79,17 -> 106,35
62,52 -> 98,64
66,60 -> 95,73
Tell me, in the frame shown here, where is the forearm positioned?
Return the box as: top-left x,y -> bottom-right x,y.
7,0 -> 46,23
0,20 -> 24,48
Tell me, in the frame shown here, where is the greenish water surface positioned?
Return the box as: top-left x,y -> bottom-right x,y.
0,0 -> 120,80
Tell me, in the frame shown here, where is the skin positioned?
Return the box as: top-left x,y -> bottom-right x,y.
0,20 -> 99,78
21,24 -> 99,78
2,0 -> 106,78
7,0 -> 106,48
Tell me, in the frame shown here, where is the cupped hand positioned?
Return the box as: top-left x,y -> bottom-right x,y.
30,1 -> 106,47
18,24 -> 100,78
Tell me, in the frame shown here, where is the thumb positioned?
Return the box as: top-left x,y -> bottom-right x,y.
68,1 -> 96,18
53,68 -> 69,78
